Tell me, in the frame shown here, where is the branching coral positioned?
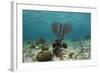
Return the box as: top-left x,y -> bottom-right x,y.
51,22 -> 72,41
51,22 -> 72,57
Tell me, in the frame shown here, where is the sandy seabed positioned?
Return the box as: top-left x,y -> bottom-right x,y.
23,39 -> 91,63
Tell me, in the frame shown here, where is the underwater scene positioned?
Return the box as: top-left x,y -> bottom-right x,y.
22,10 -> 91,63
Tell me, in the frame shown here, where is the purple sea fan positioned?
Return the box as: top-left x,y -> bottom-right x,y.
51,22 -> 72,41
51,22 -> 72,57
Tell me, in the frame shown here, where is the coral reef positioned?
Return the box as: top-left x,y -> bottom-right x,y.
51,22 -> 72,57
29,43 -> 35,49
22,22 -> 91,62
35,37 -> 46,45
23,39 -> 91,62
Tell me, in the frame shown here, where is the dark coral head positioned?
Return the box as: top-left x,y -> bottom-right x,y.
52,41 -> 61,49
62,42 -> 68,49
35,37 -> 46,45
69,52 -> 74,58
29,44 -> 35,48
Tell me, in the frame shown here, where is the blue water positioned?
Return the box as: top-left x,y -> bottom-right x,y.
23,10 -> 91,42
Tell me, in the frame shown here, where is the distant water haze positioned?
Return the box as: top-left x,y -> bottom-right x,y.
23,10 -> 91,42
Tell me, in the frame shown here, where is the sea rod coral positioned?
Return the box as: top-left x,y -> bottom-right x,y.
51,22 -> 72,57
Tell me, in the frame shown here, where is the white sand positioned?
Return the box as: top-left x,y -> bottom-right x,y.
23,39 -> 91,62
